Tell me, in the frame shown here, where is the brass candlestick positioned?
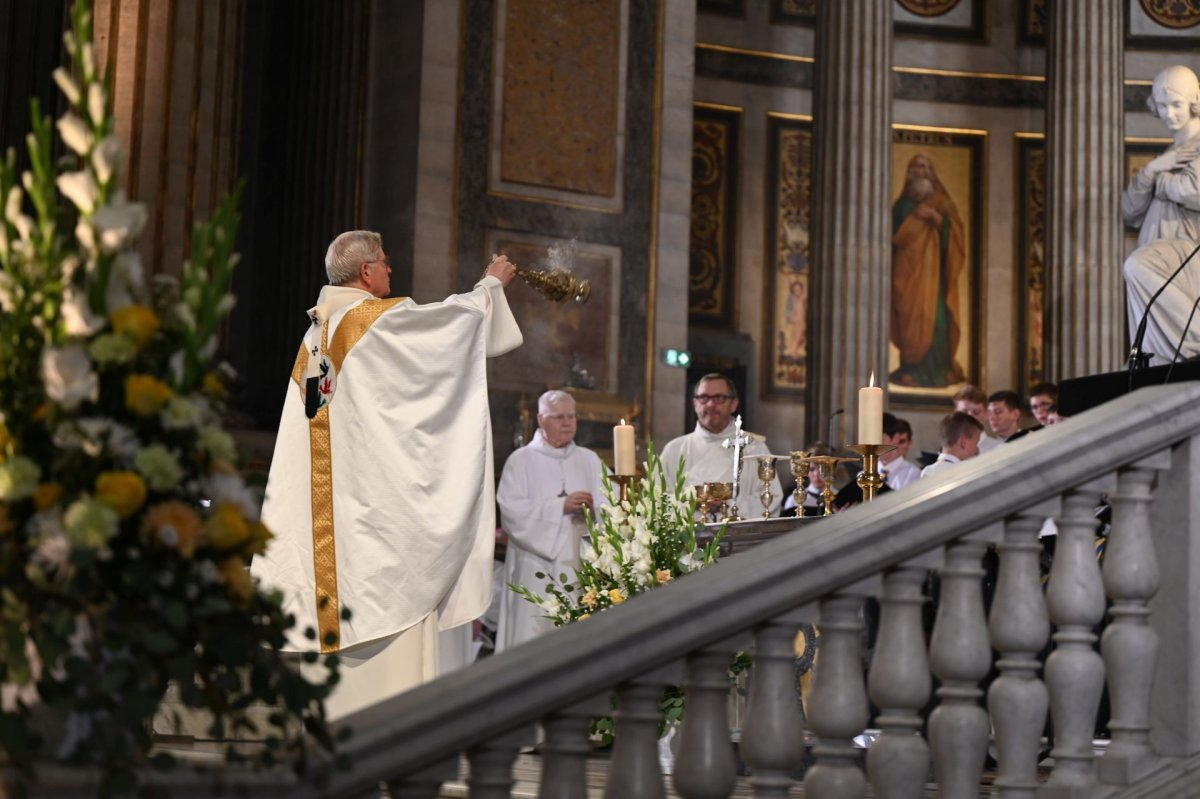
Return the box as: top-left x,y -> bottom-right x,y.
802,455 -> 858,516
612,474 -> 634,504
845,444 -> 896,504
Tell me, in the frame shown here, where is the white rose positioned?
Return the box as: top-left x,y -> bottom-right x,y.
41,345 -> 99,410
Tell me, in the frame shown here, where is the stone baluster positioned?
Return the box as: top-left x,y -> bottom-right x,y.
387,757 -> 459,799
1041,476 -> 1114,798
1099,453 -> 1169,784
467,726 -> 533,799
928,534 -> 994,799
540,694 -> 613,799
674,642 -> 742,799
741,614 -> 807,797
805,592 -> 871,799
605,665 -> 679,799
988,505 -> 1055,799
867,562 -> 934,799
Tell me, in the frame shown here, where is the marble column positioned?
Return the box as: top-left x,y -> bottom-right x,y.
1044,0 -> 1125,380
807,0 -> 892,444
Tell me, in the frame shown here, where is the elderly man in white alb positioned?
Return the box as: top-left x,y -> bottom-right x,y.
251,230 -> 522,720
662,373 -> 783,516
1121,64 -> 1200,363
495,390 -> 608,651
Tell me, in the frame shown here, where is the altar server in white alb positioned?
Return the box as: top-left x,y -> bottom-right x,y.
251,230 -> 522,720
495,390 -> 608,651
661,373 -> 782,515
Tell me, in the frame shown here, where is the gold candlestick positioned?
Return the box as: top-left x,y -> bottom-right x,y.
845,443 -> 896,503
801,455 -> 858,516
612,474 -> 634,504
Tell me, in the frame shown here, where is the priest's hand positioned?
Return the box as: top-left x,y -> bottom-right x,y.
486,253 -> 518,287
563,491 -> 594,515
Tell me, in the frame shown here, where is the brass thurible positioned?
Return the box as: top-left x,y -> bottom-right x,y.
484,260 -> 591,304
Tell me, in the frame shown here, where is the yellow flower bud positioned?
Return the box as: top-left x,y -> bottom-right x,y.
110,304 -> 161,348
124,374 -> 172,416
608,589 -> 624,605
95,471 -> 147,519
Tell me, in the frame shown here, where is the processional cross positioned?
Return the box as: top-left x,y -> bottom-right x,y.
721,414 -> 750,521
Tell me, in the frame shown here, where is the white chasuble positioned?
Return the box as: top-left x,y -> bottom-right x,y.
495,432 -> 608,652
252,275 -> 522,686
661,422 -> 782,515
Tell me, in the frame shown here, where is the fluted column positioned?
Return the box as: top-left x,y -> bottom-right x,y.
807,0 -> 892,443
1044,0 -> 1125,379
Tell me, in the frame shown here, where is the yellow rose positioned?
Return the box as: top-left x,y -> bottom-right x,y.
34,482 -> 64,511
142,500 -> 203,558
203,502 -> 252,552
110,304 -> 161,348
219,556 -> 255,602
95,471 -> 147,519
608,589 -> 625,605
124,374 -> 172,416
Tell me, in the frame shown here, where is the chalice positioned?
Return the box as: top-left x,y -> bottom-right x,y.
695,481 -> 733,522
746,454 -> 788,518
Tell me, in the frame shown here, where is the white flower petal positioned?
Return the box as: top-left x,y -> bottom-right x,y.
53,67 -> 81,105
56,170 -> 97,214
86,80 -> 104,126
56,113 -> 92,155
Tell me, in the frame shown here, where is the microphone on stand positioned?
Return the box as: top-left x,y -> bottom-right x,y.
1127,239 -> 1200,380
1163,289 -> 1200,385
827,408 -> 844,449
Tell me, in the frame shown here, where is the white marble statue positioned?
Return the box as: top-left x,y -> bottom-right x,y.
1121,65 -> 1200,363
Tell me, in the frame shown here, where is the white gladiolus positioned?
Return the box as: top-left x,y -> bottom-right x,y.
56,170 -> 98,214
93,200 -> 147,252
81,43 -> 97,82
86,81 -> 104,126
0,273 -> 15,312
216,294 -> 236,315
74,219 -> 96,253
6,187 -> 33,243
53,67 -> 81,105
61,285 -> 106,337
92,136 -> 122,184
41,344 -> 99,410
56,113 -> 92,155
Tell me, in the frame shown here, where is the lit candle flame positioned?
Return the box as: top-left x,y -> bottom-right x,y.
620,418 -> 626,425
869,371 -> 876,388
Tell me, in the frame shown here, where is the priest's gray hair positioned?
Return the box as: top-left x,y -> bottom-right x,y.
326,230 -> 383,285
538,389 -> 575,414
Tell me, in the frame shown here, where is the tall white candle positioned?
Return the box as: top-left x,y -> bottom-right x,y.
614,418 -> 636,475
858,372 -> 883,445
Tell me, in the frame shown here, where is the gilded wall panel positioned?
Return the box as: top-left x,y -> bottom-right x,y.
499,0 -> 620,196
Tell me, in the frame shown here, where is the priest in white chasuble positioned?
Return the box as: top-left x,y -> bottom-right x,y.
495,390 -> 608,651
250,230 -> 522,720
661,373 -> 782,516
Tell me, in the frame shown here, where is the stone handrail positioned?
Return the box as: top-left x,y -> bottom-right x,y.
315,382 -> 1200,797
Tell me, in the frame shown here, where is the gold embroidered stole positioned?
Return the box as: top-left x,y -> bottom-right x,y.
290,297 -> 406,652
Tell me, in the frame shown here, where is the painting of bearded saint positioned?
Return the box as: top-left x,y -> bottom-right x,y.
890,153 -> 967,388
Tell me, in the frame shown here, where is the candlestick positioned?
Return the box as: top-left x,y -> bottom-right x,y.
613,418 -> 635,475
802,455 -> 858,516
846,443 -> 896,503
858,372 -> 883,445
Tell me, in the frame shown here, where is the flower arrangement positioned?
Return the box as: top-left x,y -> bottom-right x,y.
511,445 -> 726,627
0,3 -> 338,794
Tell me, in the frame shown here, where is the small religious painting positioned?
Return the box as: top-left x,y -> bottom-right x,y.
764,113 -> 814,398
1127,0 -> 1200,49
895,0 -> 986,41
770,0 -> 816,24
485,234 -> 620,394
1124,138 -> 1173,237
1015,134 -> 1046,397
690,104 -> 742,329
888,125 -> 986,405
